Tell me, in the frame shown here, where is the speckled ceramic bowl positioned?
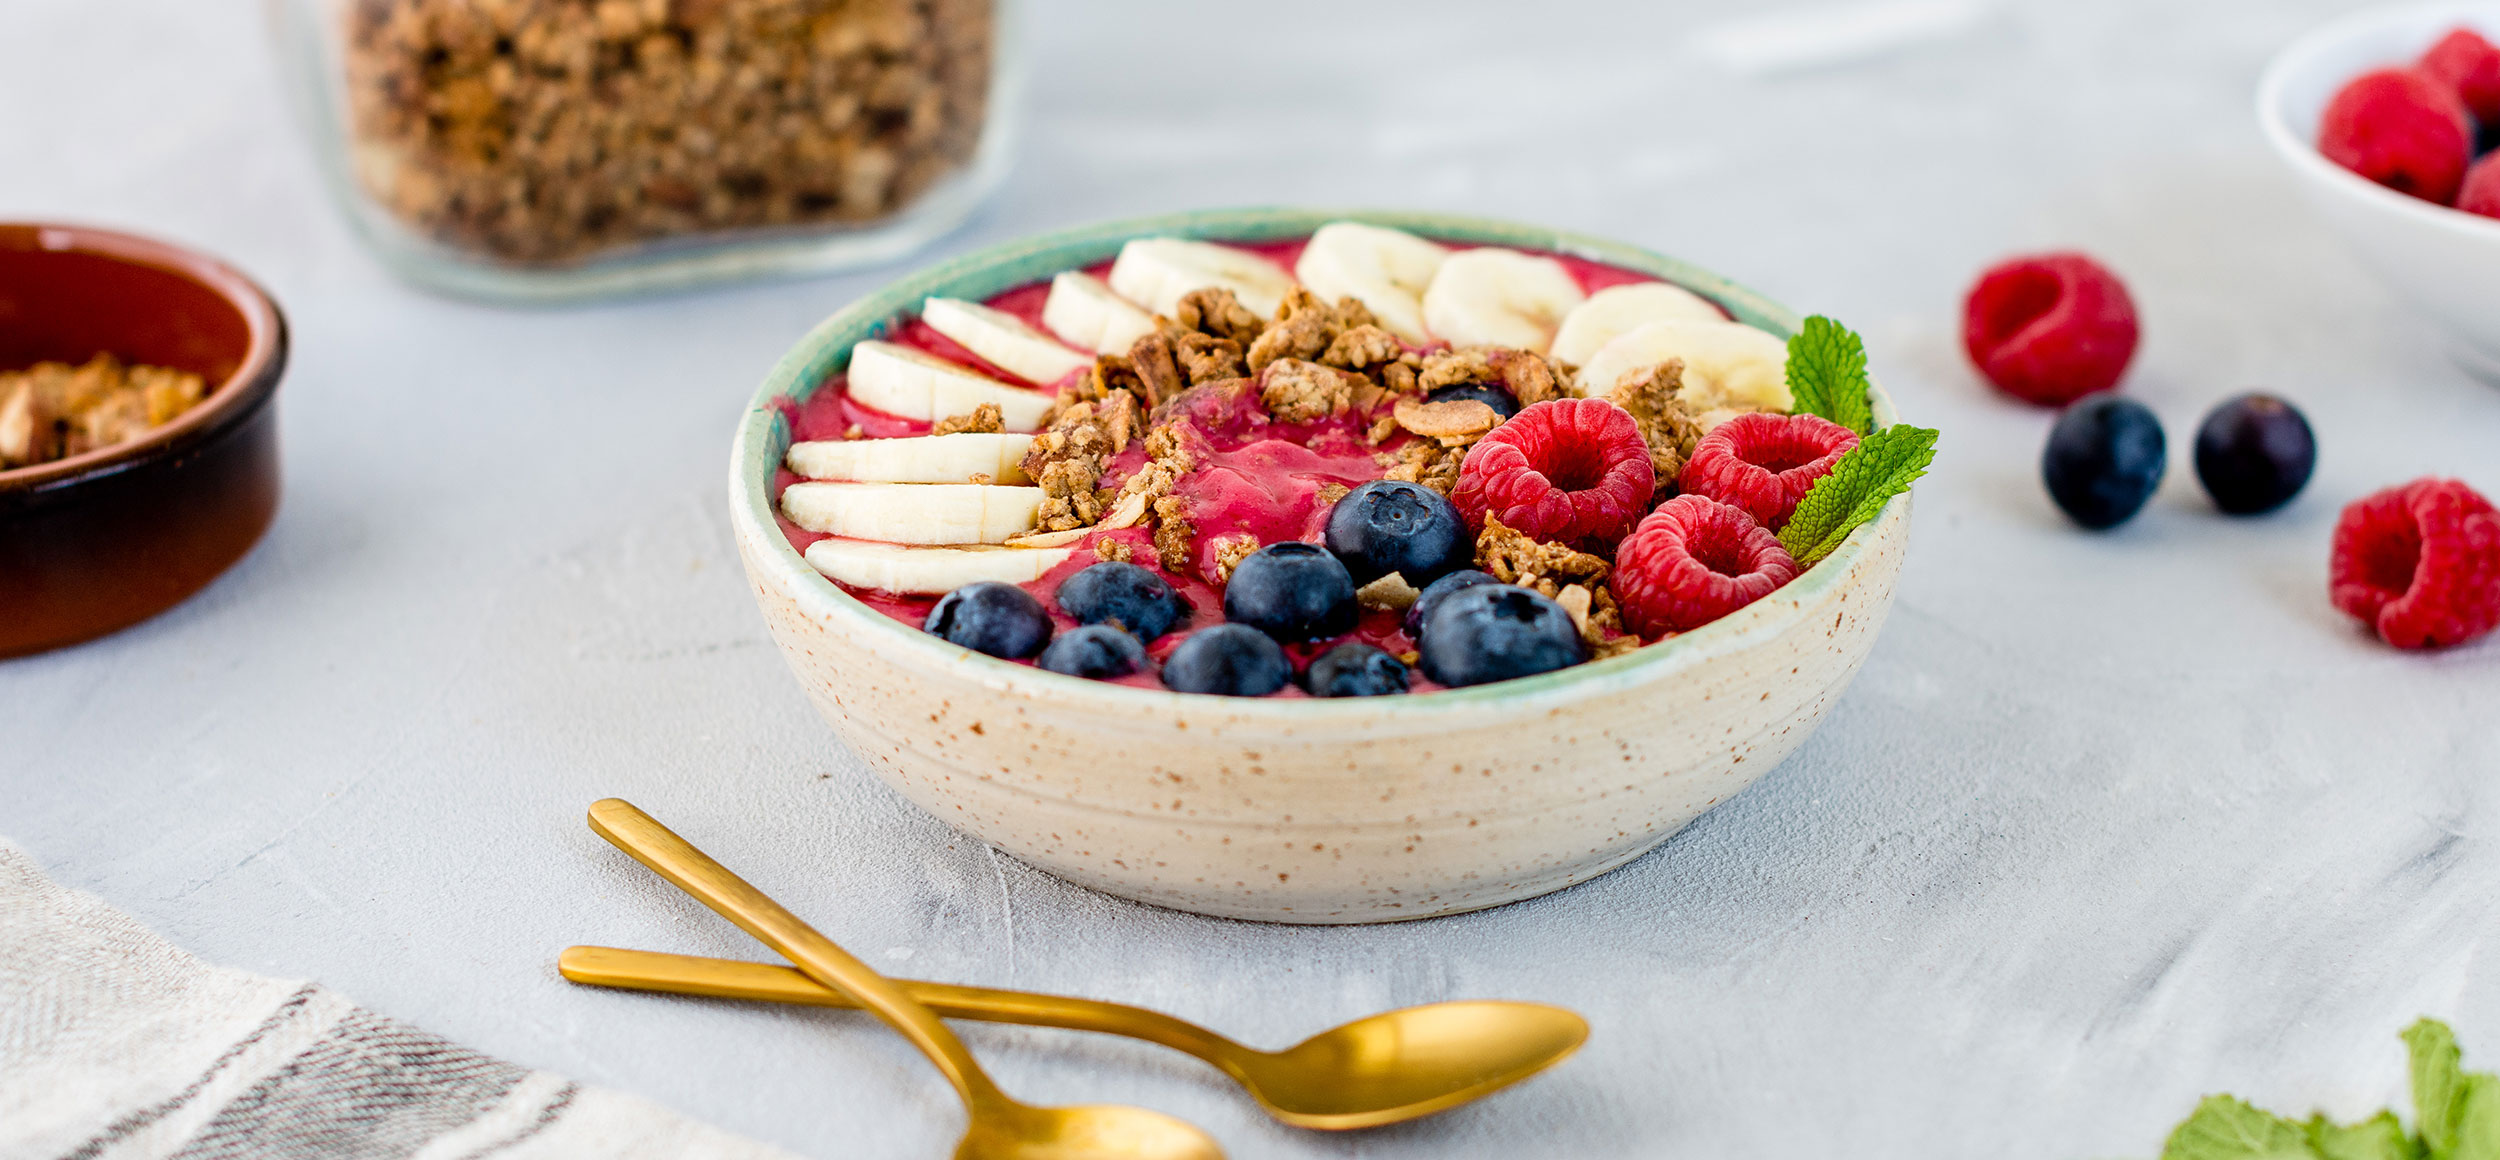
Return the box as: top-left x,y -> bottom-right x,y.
729,208 -> 1911,923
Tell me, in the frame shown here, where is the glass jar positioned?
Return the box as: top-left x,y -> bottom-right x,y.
269,0 -> 1018,301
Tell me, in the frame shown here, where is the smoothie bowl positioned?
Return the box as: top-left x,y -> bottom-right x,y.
729,208 -> 1920,923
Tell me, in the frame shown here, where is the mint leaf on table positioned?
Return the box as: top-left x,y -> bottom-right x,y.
1777,422 -> 1938,565
1784,314 -> 1874,435
2410,1019 -> 2468,1158
2162,1095 -> 2318,1160
2306,1111 -> 2420,1160
2450,1074 -> 2500,1160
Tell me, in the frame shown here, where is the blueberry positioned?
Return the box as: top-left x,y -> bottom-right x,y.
1222,542 -> 1356,641
1426,382 -> 1520,419
1036,624 -> 1147,680
2042,395 -> 2166,529
1417,584 -> 1587,688
1324,480 -> 1470,586
1303,643 -> 1411,697
1404,569 -> 1497,638
924,581 -> 1052,659
1161,624 -> 1293,696
2193,393 -> 2315,516
1055,561 -> 1185,640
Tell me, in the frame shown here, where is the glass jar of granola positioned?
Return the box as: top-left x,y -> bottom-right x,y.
270,0 -> 1015,300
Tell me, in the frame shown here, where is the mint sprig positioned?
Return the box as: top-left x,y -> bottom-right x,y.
1777,423 -> 1937,565
1785,315 -> 1874,435
2157,1018 -> 2492,1160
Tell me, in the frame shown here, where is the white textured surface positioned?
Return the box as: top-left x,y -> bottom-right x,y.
4,0 -> 2499,1156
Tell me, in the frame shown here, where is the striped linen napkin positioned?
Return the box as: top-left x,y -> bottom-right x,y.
0,840 -> 795,1160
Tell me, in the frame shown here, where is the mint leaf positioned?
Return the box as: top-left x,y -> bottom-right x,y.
1785,315 -> 1874,435
2307,1111 -> 2421,1160
1777,423 -> 1937,565
2412,1020 -> 2468,1158
2451,1074 -> 2500,1160
2164,1095 -> 2322,1160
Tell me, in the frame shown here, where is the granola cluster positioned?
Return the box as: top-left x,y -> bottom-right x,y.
340,0 -> 993,265
0,355 -> 208,470
1476,516 -> 1640,659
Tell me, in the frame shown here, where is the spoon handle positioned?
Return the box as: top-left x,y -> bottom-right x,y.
560,945 -> 1243,1067
585,799 -> 1011,1111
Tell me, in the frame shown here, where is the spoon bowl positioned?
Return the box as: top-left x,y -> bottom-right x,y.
1241,1000 -> 1589,1129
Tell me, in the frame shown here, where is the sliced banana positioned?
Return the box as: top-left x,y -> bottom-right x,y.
921,296 -> 1092,387
1572,319 -> 1794,416
805,538 -> 1074,595
781,482 -> 1046,545
1293,222 -> 1449,344
1108,237 -> 1297,319
1419,248 -> 1586,354
786,433 -> 1035,484
1041,271 -> 1158,356
846,341 -> 1054,432
1548,282 -> 1727,367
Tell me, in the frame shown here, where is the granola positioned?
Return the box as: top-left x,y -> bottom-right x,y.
1418,346 -> 1566,407
1259,359 -> 1358,424
1608,358 -> 1705,479
0,355 -> 209,470
929,401 -> 1003,435
339,0 -> 995,265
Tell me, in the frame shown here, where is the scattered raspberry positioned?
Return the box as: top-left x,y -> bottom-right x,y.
2318,68 -> 2474,206
1678,412 -> 1859,529
1962,253 -> 2141,406
1614,495 -> 1800,638
2421,27 -> 2500,124
2330,478 -> 2500,650
2461,154 -> 2500,220
1451,397 -> 1655,548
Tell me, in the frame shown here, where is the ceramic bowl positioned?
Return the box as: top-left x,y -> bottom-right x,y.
0,224 -> 287,658
2258,3 -> 2500,379
729,208 -> 1912,924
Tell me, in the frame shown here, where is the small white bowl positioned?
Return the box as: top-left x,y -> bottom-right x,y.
730,208 -> 1913,924
2258,3 -> 2500,379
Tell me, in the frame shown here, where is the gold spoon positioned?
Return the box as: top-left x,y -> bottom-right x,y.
559,945 -> 1588,1131
586,798 -> 1223,1160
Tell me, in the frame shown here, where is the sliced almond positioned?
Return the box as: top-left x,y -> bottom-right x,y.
1005,527 -> 1091,549
1555,583 -> 1594,634
1356,571 -> 1423,613
1393,396 -> 1499,440
1098,490 -> 1151,530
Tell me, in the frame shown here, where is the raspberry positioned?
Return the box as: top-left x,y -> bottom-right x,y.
2318,68 -> 2474,206
1962,253 -> 2141,406
1451,397 -> 1655,548
1678,412 -> 1859,529
1614,495 -> 1801,638
2461,154 -> 2500,220
2422,27 -> 2500,124
2330,478 -> 2500,650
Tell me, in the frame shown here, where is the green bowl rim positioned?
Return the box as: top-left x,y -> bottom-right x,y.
729,206 -> 1909,719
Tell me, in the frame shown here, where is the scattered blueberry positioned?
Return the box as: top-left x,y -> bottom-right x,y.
2042,395 -> 2167,529
1404,569 -> 1497,637
1417,584 -> 1587,688
1161,624 -> 1293,697
1036,624 -> 1147,680
1303,643 -> 1411,697
924,582 -> 1052,659
1324,480 -> 1470,585
2193,393 -> 2315,516
1426,382 -> 1521,420
1222,542 -> 1357,642
1055,561 -> 1185,640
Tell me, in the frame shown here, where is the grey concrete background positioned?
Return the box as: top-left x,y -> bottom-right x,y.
7,0 -> 2500,1156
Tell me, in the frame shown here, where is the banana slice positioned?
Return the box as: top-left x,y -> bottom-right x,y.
1419,248 -> 1586,354
1573,319 -> 1794,416
1548,282 -> 1727,367
1041,272 -> 1157,355
921,296 -> 1091,387
846,341 -> 1055,432
805,539 -> 1074,595
1293,222 -> 1449,344
1108,237 -> 1297,319
786,433 -> 1035,484
781,482 -> 1046,545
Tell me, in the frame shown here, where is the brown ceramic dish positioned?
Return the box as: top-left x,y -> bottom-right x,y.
0,224 -> 287,659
